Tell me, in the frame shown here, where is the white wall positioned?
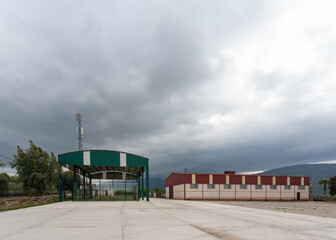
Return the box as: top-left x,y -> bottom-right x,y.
295,186 -> 309,200
185,184 -> 202,199
266,185 -> 281,200
219,184 -> 236,199
173,184 -> 185,200
169,184 -> 309,200
202,184 -> 220,199
236,185 -> 251,200
280,186 -> 295,200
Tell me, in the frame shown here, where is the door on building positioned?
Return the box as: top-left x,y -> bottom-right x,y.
169,186 -> 174,199
297,192 -> 301,200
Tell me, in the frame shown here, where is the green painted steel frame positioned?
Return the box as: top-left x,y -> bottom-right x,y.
58,150 -> 148,169
57,150 -> 149,202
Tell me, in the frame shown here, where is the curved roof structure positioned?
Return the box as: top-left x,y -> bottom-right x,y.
58,150 -> 148,180
57,150 -> 149,201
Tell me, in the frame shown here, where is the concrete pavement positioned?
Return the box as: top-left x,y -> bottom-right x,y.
0,199 -> 335,240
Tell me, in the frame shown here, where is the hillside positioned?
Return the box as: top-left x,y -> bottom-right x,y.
260,164 -> 336,196
148,164 -> 336,195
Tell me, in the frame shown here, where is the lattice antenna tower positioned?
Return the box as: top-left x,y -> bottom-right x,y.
76,113 -> 83,150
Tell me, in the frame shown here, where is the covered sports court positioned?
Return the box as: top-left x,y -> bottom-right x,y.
57,150 -> 149,201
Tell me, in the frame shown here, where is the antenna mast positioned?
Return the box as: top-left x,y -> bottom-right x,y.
76,113 -> 83,150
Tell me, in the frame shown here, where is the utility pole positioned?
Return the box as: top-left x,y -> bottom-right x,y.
76,113 -> 83,150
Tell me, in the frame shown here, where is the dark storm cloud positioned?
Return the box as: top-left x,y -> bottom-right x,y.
153,113 -> 336,177
1,1 -> 336,178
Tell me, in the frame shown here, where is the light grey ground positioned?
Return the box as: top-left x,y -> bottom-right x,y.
0,199 -> 336,240
205,200 -> 336,218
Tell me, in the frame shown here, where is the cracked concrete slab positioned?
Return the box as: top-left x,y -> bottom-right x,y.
0,199 -> 335,240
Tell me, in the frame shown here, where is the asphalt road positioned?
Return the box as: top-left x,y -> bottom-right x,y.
0,199 -> 335,240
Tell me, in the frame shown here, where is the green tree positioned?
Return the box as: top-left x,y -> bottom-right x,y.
10,175 -> 20,184
329,176 -> 336,196
62,171 -> 74,191
0,161 -> 5,168
61,170 -> 80,200
8,175 -> 23,194
0,173 -> 10,196
319,179 -> 329,198
155,188 -> 164,197
10,140 -> 61,195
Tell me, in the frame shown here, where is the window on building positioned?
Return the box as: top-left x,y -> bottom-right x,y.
285,185 -> 291,190
207,184 -> 215,189
270,185 -> 277,190
298,186 -> 305,190
190,184 -> 198,189
224,184 -> 231,189
240,184 -> 247,189
255,185 -> 262,189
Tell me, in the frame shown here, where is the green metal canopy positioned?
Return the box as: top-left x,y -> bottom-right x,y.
57,150 -> 149,201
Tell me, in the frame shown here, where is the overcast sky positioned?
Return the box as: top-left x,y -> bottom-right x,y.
1,0 -> 336,178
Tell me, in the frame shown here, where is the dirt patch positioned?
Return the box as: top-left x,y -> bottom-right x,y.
204,201 -> 336,218
192,225 -> 242,240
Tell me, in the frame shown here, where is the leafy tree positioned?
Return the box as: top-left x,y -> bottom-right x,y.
329,176 -> 336,196
10,175 -> 20,184
10,140 -> 61,195
8,175 -> 23,194
0,161 -> 5,168
62,171 -> 74,192
155,188 -> 165,197
0,173 -> 10,196
319,179 -> 329,198
61,170 -> 81,200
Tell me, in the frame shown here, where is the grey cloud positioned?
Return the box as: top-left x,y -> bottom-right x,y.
0,1 -> 335,179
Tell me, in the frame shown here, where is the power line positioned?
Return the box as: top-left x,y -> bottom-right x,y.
0,154 -> 12,161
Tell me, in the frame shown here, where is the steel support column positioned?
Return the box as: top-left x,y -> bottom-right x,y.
146,165 -> 149,201
58,174 -> 63,202
83,171 -> 86,200
124,177 -> 126,201
113,179 -> 114,201
137,175 -> 140,201
73,165 -> 77,201
99,178 -> 102,201
141,168 -> 144,200
89,176 -> 92,199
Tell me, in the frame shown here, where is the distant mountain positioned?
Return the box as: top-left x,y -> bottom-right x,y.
148,164 -> 336,195
260,164 -> 336,196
